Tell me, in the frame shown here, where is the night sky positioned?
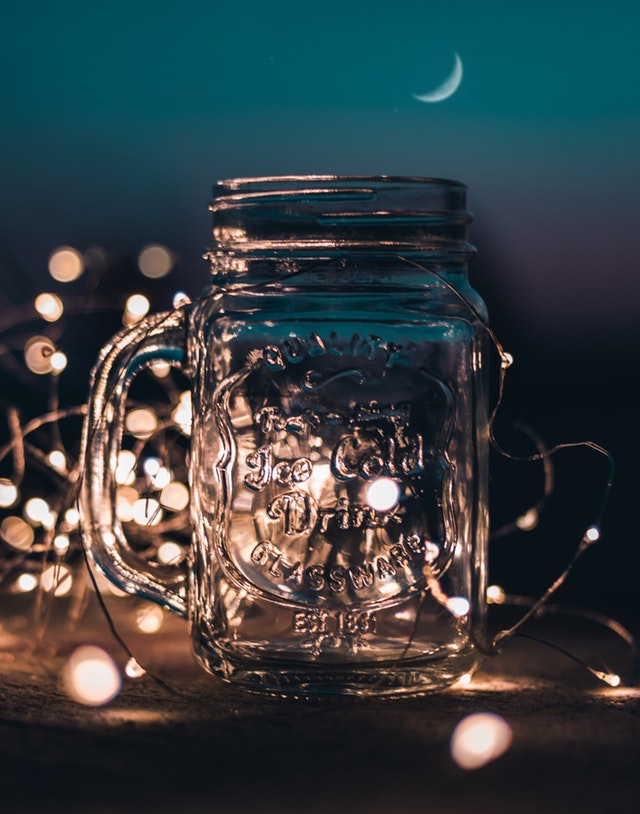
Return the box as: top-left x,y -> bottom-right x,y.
1,1 -> 639,612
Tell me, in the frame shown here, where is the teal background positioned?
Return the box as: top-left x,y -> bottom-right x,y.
1,1 -> 638,611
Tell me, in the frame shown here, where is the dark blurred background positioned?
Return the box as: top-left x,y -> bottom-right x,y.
1,0 -> 638,618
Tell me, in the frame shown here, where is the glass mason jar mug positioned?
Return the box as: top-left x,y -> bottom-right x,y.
80,176 -> 491,697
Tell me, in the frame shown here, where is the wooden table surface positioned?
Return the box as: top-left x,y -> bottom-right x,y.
0,594 -> 638,814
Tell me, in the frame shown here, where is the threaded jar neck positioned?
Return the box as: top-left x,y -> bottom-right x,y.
206,176 -> 475,264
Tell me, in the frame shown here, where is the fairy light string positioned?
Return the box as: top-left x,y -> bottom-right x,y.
0,245 -> 633,700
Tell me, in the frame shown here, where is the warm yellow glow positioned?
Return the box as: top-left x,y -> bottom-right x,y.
1,516 -> 34,550
446,596 -> 470,618
24,336 -> 56,374
41,563 -> 72,596
157,541 -> 184,564
116,486 -> 139,522
132,497 -> 162,526
143,458 -> 171,489
500,351 -> 514,369
143,457 -> 161,477
171,391 -> 192,435
115,449 -> 137,485
24,497 -> 55,527
160,481 -> 190,512
591,669 -> 621,687
450,712 -> 513,770
34,292 -> 64,322
124,657 -> 147,678
486,584 -> 506,604
138,244 -> 174,279
0,478 -> 18,508
124,293 -> 150,324
585,525 -> 601,543
515,508 -> 539,531
150,360 -> 171,378
53,533 -> 71,554
125,407 -> 158,439
172,291 -> 191,309
50,350 -> 68,373
64,507 -> 80,528
16,573 -> 38,592
365,478 -> 400,512
48,246 -> 84,282
63,646 -> 122,706
135,604 -> 164,633
47,449 -> 67,472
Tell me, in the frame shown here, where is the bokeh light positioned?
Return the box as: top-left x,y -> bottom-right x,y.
1,516 -> 35,550
125,408 -> 158,439
138,244 -> 174,279
24,336 -> 56,375
48,246 -> 84,282
41,563 -> 72,596
0,478 -> 19,508
123,293 -> 150,325
160,481 -> 189,512
450,712 -> 513,770
62,646 -> 122,706
135,603 -> 164,633
446,596 -> 470,618
34,292 -> 64,322
365,478 -> 400,512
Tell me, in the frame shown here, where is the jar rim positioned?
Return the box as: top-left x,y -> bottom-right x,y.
212,174 -> 466,198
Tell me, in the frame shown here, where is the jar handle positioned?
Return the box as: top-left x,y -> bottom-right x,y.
79,309 -> 189,618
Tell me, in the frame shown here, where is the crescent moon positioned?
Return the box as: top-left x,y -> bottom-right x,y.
412,52 -> 463,103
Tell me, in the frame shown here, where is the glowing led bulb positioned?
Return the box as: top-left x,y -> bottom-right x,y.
171,391 -> 192,435
116,486 -> 139,522
136,604 -> 164,633
53,533 -> 71,554
124,657 -> 146,679
143,458 -> 171,489
24,497 -> 54,527
515,508 -> 539,531
172,291 -> 191,309
64,507 -> 80,528
24,336 -> 56,374
34,292 -> 64,322
500,351 -> 514,369
123,294 -> 150,324
486,584 -> 506,604
160,481 -> 189,512
1,516 -> 34,550
584,525 -> 601,544
115,449 -> 137,485
41,564 -> 72,596
48,246 -> 84,282
0,478 -> 18,508
62,646 -> 122,706
150,360 -> 171,378
16,573 -> 38,592
446,596 -> 470,618
132,498 -> 162,526
157,541 -> 184,564
138,244 -> 173,279
366,478 -> 400,512
47,449 -> 67,472
50,350 -> 68,373
450,712 -> 513,770
590,669 -> 621,687
125,408 -> 158,439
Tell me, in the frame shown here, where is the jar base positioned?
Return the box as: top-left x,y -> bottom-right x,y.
195,647 -> 482,699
